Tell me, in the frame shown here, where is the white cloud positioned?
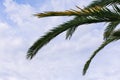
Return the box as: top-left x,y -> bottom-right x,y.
0,21 -> 23,53
0,22 -> 9,31
4,0 -> 34,25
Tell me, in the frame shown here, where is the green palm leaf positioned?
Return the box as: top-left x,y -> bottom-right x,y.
27,16 -> 88,59
83,29 -> 120,75
104,21 -> 119,40
27,13 -> 120,59
83,38 -> 114,75
27,5 -> 120,59
66,5 -> 120,39
27,0 -> 120,75
112,29 -> 120,37
66,26 -> 77,39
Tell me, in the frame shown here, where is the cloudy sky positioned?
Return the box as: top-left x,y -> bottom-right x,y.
1,0 -> 120,80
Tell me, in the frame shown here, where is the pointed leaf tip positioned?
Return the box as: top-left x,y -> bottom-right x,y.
83,59 -> 91,75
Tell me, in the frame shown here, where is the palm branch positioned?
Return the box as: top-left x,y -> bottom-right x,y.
34,0 -> 120,18
103,21 -> 119,40
27,0 -> 120,75
28,5 -> 120,58
83,29 -> 120,75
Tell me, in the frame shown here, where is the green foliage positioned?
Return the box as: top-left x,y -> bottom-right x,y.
83,38 -> 115,75
104,22 -> 119,40
66,26 -> 78,39
27,0 -> 120,75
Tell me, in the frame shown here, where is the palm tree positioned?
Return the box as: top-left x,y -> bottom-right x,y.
27,0 -> 120,75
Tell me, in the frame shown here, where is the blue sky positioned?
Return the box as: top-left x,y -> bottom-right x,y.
0,0 -> 120,80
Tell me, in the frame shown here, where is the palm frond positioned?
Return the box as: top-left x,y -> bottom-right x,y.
27,12 -> 120,59
83,29 -> 120,75
34,10 -> 80,18
112,29 -> 120,37
27,0 -> 120,76
66,5 -> 120,39
27,17 -> 84,59
35,0 -> 120,18
83,38 -> 114,75
104,21 -> 119,40
34,5 -> 120,21
34,6 -> 102,18
66,26 -> 78,39
28,5 -> 120,59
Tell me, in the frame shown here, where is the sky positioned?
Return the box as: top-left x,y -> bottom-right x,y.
0,0 -> 120,80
